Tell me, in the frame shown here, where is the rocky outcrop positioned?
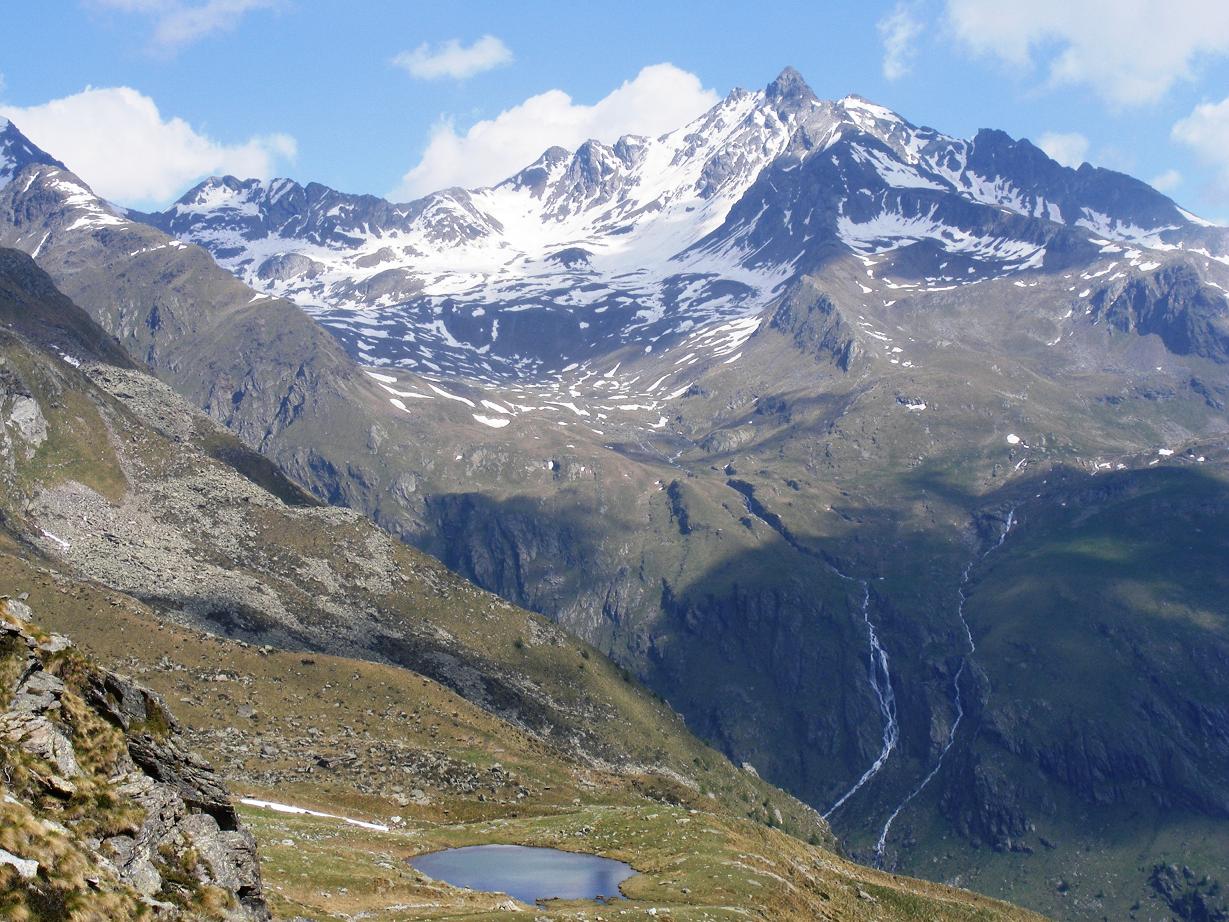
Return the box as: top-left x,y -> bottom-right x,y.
0,361 -> 46,471
0,596 -> 268,920
768,280 -> 858,370
1150,863 -> 1229,922
254,252 -> 323,283
1091,263 -> 1229,362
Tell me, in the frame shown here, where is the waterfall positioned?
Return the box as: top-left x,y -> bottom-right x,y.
872,508 -> 1017,866
823,581 -> 900,819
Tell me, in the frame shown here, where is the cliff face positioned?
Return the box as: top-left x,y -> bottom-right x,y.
0,596 -> 267,920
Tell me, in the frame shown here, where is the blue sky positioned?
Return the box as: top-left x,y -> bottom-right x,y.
4,0 -> 1229,221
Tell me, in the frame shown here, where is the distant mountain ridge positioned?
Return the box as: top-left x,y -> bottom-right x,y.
129,68 -> 1227,386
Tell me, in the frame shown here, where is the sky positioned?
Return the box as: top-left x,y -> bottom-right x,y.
4,0 -> 1229,222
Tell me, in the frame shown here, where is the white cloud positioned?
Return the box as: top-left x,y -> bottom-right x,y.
1149,168 -> 1182,193
392,35 -> 513,81
946,0 -> 1229,106
395,63 -> 719,199
1173,95 -> 1229,201
1037,131 -> 1089,167
878,4 -> 924,81
90,0 -> 278,52
0,86 -> 296,207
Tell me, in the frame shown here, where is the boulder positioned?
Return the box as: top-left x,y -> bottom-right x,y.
0,847 -> 39,879
0,711 -> 81,778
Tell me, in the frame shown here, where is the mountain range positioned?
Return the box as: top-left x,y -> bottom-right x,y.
2,67 -> 1228,921
138,67 -> 1229,389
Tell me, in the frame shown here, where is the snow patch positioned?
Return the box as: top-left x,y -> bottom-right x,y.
472,413 -> 510,428
239,798 -> 390,832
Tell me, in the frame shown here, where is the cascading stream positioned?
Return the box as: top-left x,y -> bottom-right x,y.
823,580 -> 900,819
872,507 -> 1017,867
724,479 -> 901,818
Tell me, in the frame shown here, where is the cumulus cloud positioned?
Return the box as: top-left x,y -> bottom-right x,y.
392,35 -> 513,81
1037,131 -> 1089,167
946,0 -> 1229,106
395,63 -> 718,199
0,86 -> 296,207
878,4 -> 924,80
1172,95 -> 1229,202
90,0 -> 278,52
1149,169 -> 1183,193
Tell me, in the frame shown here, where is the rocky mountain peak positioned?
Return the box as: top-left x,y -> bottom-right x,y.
177,174 -> 264,210
765,66 -> 818,111
503,144 -> 570,184
833,94 -> 912,145
0,118 -> 65,186
613,133 -> 649,164
0,158 -> 128,237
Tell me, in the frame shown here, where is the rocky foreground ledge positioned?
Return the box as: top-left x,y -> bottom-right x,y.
0,595 -> 268,920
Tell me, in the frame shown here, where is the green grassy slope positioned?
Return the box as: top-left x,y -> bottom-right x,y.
897,464 -> 1229,921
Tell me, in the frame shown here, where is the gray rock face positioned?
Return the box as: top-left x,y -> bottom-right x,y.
0,598 -> 269,919
12,668 -> 65,713
255,252 -> 323,282
88,668 -> 181,733
0,846 -> 39,879
768,280 -> 857,370
5,395 -> 47,447
0,615 -> 82,780
106,769 -> 264,914
0,367 -> 47,468
127,731 -> 244,830
0,710 -> 81,779
1091,263 -> 1229,362
3,598 -> 32,622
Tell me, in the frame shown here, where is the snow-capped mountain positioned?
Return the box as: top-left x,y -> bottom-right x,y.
0,148 -> 132,260
0,117 -> 65,189
129,68 -> 1226,386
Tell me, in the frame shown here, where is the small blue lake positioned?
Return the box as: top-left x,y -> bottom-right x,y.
409,844 -> 636,903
